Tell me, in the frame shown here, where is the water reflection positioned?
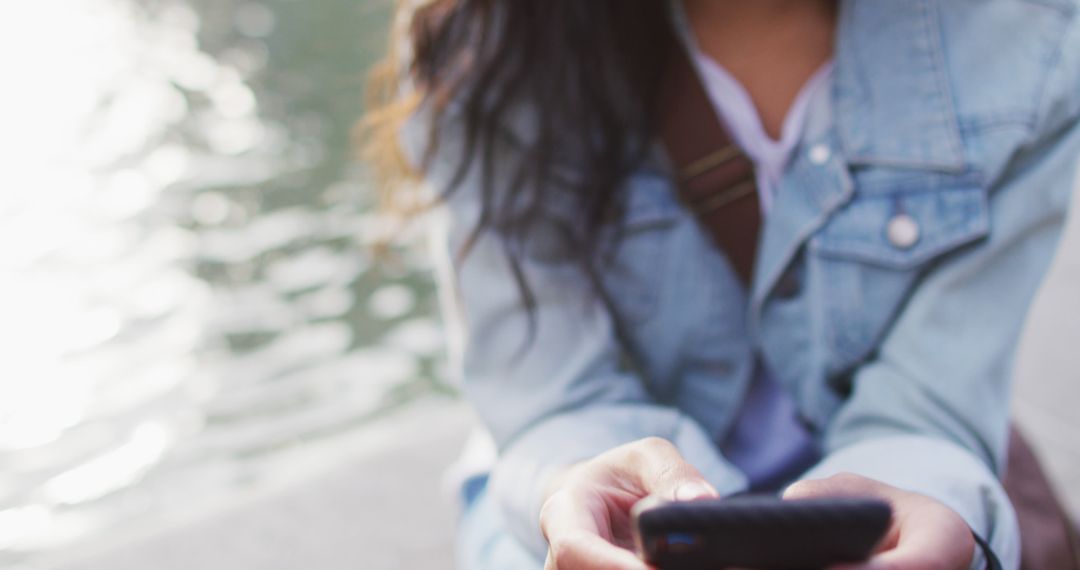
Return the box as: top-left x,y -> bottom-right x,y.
0,0 -> 444,563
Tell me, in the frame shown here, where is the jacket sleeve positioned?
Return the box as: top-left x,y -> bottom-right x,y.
800,87 -> 1080,570
403,108 -> 748,557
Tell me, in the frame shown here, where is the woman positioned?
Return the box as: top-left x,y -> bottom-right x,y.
364,0 -> 1080,568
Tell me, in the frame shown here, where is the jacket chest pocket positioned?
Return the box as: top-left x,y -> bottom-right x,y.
812,185 -> 990,269
808,184 -> 991,368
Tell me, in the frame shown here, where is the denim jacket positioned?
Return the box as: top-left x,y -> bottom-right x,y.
404,1 -> 1080,567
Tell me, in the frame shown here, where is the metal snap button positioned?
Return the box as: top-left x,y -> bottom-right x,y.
808,144 -> 831,165
886,214 -> 920,249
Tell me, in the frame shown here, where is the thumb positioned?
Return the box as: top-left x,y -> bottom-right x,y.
616,438 -> 719,501
783,478 -> 842,501
783,472 -> 889,501
671,479 -> 719,501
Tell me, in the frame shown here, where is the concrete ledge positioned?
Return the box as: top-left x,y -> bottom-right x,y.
49,399 -> 473,570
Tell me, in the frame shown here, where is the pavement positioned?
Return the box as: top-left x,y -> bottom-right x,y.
45,399 -> 474,570
44,178 -> 1080,570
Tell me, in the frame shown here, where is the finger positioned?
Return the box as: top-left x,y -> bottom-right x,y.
541,489 -> 605,544
540,490 -> 648,565
544,530 -> 650,570
540,438 -> 720,568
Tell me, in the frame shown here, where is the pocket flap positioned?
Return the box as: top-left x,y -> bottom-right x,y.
811,186 -> 990,270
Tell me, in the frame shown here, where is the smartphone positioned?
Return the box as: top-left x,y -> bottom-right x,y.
632,494 -> 892,570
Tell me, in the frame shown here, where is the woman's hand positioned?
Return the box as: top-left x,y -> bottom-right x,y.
784,473 -> 976,570
539,442 -> 975,570
539,437 -> 719,570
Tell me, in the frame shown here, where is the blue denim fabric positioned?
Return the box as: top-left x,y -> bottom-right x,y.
458,479 -> 545,570
405,1 -> 1080,568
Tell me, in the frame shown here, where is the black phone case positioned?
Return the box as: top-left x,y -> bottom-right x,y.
633,495 -> 892,570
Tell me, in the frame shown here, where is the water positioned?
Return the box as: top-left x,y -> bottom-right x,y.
0,0 -> 451,564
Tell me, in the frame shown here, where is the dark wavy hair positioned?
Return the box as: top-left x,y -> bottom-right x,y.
362,0 -> 675,315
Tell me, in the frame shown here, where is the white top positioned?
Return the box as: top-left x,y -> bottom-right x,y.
672,0 -> 833,489
674,4 -> 834,214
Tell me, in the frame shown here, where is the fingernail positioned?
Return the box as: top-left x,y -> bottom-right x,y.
674,482 -> 716,501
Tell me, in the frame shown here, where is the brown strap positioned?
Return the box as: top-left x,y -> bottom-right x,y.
1005,427 -> 1080,570
659,42 -> 760,285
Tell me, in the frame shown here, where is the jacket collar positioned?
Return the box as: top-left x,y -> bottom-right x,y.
832,0 -> 968,173
748,0 -> 969,332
